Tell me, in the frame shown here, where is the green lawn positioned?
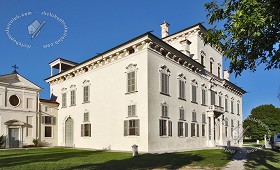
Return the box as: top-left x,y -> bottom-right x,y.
0,148 -> 233,170
245,149 -> 280,170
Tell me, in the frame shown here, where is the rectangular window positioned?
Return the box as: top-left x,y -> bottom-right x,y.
128,105 -> 136,117
42,116 -> 55,125
178,122 -> 184,137
127,71 -> 136,93
179,108 -> 185,120
231,101 -> 234,113
237,103 -> 240,115
185,123 -> 188,137
162,105 -> 168,118
44,126 -> 52,137
83,86 -> 90,103
161,73 -> 169,94
26,116 -> 32,137
84,112 -> 89,122
192,85 -> 197,103
191,123 -> 196,137
168,121 -> 172,137
202,89 -> 206,105
62,93 -> 67,107
202,114 -> 206,123
27,98 -> 33,109
202,124 -> 205,137
159,119 -> 167,136
211,91 -> 215,105
219,96 -> 222,107
179,80 -> 185,99
70,90 -> 76,106
81,124 -> 91,137
124,119 -> 139,136
201,55 -> 204,66
210,61 -> 213,73
225,98 -> 228,112
192,112 -> 197,122
197,124 -> 199,137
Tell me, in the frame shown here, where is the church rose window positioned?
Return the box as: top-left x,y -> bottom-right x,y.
9,95 -> 20,106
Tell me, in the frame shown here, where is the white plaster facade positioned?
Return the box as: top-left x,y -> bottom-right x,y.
0,73 -> 41,148
46,23 -> 245,153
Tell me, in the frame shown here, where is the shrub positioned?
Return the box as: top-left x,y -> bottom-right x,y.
32,138 -> 39,147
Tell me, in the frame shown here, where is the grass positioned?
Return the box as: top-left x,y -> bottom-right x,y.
245,149 -> 280,170
0,148 -> 233,170
243,140 -> 264,147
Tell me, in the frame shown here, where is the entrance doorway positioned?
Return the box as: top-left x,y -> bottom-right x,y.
9,128 -> 19,148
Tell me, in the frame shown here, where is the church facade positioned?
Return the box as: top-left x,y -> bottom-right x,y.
0,73 -> 42,148
45,23 -> 245,153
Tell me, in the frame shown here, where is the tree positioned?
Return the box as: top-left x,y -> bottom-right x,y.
204,0 -> 280,76
243,104 -> 280,140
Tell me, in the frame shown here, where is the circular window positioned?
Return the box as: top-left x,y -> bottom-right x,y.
9,95 -> 20,107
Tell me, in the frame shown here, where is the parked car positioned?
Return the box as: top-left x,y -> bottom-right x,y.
270,133 -> 280,150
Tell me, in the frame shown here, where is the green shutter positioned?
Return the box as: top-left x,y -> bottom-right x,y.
81,124 -> 84,137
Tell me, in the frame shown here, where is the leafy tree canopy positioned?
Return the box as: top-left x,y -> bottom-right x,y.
243,104 -> 280,140
204,0 -> 280,76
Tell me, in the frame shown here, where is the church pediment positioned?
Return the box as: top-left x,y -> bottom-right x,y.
0,73 -> 42,91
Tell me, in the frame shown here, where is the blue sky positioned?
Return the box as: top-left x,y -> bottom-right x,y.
0,0 -> 279,119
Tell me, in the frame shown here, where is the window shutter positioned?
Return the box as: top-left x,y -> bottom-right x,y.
135,119 -> 139,136
197,124 -> 199,137
178,122 -> 180,137
131,71 -> 135,91
166,75 -> 169,94
124,120 -> 128,136
128,105 -> 132,117
42,116 -> 45,124
88,124 -> 91,137
192,85 -> 196,102
81,124 -> 84,137
168,121 -> 172,136
185,123 -> 188,137
161,73 -> 164,93
159,119 -> 162,136
132,105 -> 136,116
52,117 -> 56,125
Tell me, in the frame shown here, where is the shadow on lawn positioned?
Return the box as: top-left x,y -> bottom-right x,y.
63,153 -> 204,170
0,149 -> 105,168
246,149 -> 280,170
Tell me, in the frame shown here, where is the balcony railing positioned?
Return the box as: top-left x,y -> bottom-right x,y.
208,105 -> 224,113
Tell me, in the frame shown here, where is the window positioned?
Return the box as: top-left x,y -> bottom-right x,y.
202,89 -> 206,105
197,124 -> 199,137
237,103 -> 240,115
192,85 -> 197,103
81,124 -> 91,137
128,105 -> 136,117
84,112 -> 89,122
185,123 -> 188,137
70,90 -> 76,106
179,108 -> 185,120
159,119 -> 167,136
202,114 -> 206,123
218,67 -> 221,78
210,61 -> 213,74
191,123 -> 196,137
26,116 -> 32,137
83,86 -> 90,103
161,104 -> 168,118
231,100 -> 234,113
178,122 -> 184,137
225,97 -> 228,112
178,80 -> 185,99
42,116 -> 55,125
9,95 -> 20,107
201,55 -> 204,66
62,93 -> 67,108
127,71 -> 136,93
160,72 -> 169,94
44,126 -> 52,137
211,90 -> 215,105
218,95 -> 222,107
202,124 -> 205,137
192,111 -> 197,122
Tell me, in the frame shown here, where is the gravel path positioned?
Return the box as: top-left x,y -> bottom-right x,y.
223,147 -> 248,170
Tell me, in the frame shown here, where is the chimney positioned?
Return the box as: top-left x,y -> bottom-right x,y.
160,21 -> 170,38
224,69 -> 230,81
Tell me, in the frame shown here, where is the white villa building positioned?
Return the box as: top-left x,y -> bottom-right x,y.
45,22 -> 246,153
